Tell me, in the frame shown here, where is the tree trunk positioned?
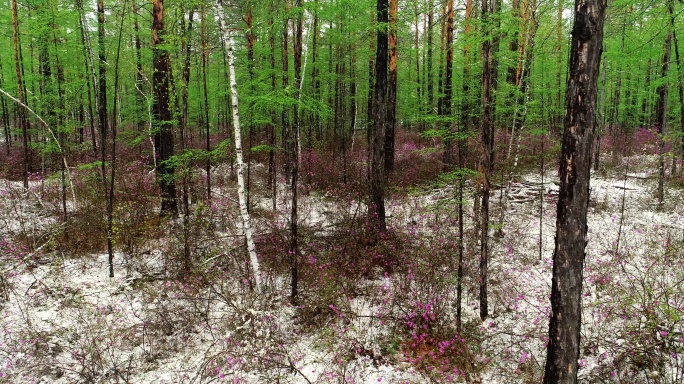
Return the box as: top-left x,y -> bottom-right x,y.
370,0 -> 388,233
215,0 -> 262,292
385,0 -> 397,173
152,0 -> 177,216
107,0 -> 127,279
673,30 -> 684,159
440,0 -> 454,167
290,0 -> 304,303
11,0 -> 29,190
543,0 -> 606,382
201,4 -> 212,201
479,0 -> 498,321
655,0 -> 674,206
426,0 -> 434,115
268,12 -> 277,210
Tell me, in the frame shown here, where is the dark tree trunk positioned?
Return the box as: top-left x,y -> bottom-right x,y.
133,0 -> 144,137
180,6 -> 194,273
440,0 -> 454,167
152,0 -> 177,215
367,12 -> 375,180
268,12 -> 277,210
290,0 -> 303,304
426,0 -> 434,115
385,0 -> 397,173
655,0 -> 673,206
674,30 -> 684,158
0,61 -> 9,155
201,4 -> 211,201
479,0 -> 498,321
543,0 -> 606,382
461,0 -> 474,149
76,0 -> 97,150
370,0 -> 388,233
12,0 -> 29,190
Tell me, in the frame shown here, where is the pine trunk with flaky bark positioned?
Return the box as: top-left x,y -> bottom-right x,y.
215,0 -> 262,292
543,0 -> 606,382
152,0 -> 177,215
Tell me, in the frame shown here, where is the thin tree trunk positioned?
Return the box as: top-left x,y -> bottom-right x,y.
479,0 -> 498,321
370,0 -> 388,233
107,0 -> 127,279
440,0 -> 454,167
673,30 -> 684,159
367,12 -> 376,181
0,60 -> 9,155
76,0 -> 98,151
201,4 -> 212,201
414,0 -> 421,124
656,0 -> 674,206
246,4 -> 255,212
268,12 -> 277,210
385,0 -> 397,173
543,0 -> 606,381
180,6 -> 194,273
426,0 -> 434,115
290,0 -> 304,303
11,0 -> 28,190
215,0 -> 262,292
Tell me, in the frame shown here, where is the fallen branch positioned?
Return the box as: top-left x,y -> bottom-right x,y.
0,87 -> 78,207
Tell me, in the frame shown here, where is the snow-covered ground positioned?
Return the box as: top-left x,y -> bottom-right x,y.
1,155 -> 683,383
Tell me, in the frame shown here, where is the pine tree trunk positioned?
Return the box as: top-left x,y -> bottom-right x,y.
543,0 -> 606,381
152,0 -> 177,216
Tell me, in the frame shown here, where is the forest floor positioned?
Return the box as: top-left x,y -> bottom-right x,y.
1,153 -> 683,383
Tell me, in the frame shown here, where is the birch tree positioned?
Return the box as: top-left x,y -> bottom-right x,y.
215,0 -> 262,292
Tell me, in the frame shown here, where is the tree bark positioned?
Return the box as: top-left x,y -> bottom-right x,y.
152,0 -> 177,216
385,0 -> 397,173
215,0 -> 262,292
201,3 -> 212,201
655,0 -> 674,206
543,0 -> 606,382
11,0 -> 29,190
290,0 -> 304,303
370,0 -> 388,233
440,0 -> 454,167
479,0 -> 498,321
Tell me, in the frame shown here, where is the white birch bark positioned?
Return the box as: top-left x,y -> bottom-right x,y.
215,2 -> 262,291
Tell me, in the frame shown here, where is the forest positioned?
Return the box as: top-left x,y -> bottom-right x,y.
1,0 -> 683,382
